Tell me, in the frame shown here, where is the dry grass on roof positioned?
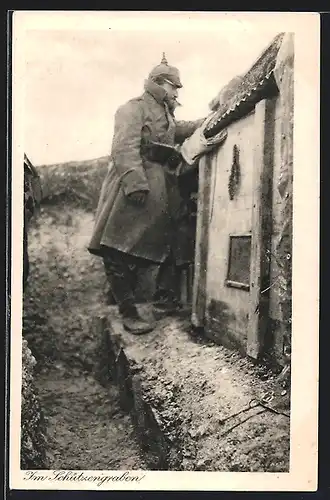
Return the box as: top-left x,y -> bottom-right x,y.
209,32 -> 285,114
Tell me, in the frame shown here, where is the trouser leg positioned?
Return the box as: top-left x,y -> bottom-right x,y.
154,252 -> 183,307
154,254 -> 175,302
103,249 -> 138,316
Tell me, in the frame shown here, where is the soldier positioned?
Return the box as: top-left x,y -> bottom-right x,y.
88,54 -> 205,334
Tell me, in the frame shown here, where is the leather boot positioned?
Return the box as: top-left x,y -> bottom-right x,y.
121,305 -> 154,335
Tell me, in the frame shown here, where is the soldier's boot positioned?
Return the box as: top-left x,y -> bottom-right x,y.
120,303 -> 154,335
153,257 -> 183,317
103,250 -> 154,334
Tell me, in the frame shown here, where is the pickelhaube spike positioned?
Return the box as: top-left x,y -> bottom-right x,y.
161,52 -> 168,65
148,52 -> 183,88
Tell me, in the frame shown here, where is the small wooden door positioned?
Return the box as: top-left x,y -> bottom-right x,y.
192,98 -> 276,359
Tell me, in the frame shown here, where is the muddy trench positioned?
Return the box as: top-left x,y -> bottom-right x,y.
23,204 -> 148,470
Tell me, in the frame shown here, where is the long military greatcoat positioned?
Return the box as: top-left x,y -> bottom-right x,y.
88,79 -> 203,265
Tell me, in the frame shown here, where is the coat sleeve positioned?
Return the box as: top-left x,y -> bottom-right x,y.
174,118 -> 205,145
111,100 -> 149,196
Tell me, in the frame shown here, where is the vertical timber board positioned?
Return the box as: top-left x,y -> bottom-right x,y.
191,154 -> 213,327
273,33 -> 294,361
248,98 -> 276,359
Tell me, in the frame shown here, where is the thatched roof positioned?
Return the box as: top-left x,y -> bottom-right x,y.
204,32 -> 285,139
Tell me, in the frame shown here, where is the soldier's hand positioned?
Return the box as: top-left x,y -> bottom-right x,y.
127,191 -> 148,206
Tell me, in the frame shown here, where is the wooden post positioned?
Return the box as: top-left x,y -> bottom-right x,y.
248,98 -> 276,359
273,33 -> 294,363
191,154 -> 213,328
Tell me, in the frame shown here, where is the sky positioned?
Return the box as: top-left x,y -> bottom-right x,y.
21,13 -> 282,166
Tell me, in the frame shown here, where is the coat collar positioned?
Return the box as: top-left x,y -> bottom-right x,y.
144,78 -> 167,105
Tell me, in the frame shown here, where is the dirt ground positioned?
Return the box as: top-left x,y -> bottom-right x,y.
35,367 -> 145,470
23,201 -> 290,472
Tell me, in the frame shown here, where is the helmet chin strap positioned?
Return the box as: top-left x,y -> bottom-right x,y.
163,77 -> 176,87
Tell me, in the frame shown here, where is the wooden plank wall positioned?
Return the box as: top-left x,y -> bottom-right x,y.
191,154 -> 213,328
202,112 -> 256,350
